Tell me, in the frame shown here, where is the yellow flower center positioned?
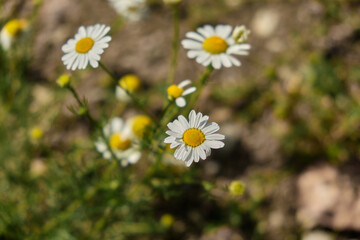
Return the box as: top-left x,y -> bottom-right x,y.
119,74 -> 141,92
30,127 -> 43,140
167,85 -> 184,99
75,37 -> 94,53
202,36 -> 228,54
183,128 -> 205,148
57,74 -> 71,88
109,134 -> 131,150
4,19 -> 26,36
132,115 -> 152,138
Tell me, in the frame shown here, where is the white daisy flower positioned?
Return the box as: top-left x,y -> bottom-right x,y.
181,24 -> 251,69
164,110 -> 225,167
108,0 -> 148,22
0,19 -> 28,50
61,24 -> 112,71
167,79 -> 196,108
95,117 -> 141,167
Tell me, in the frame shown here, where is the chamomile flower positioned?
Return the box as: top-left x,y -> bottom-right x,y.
116,74 -> 141,102
61,24 -> 111,71
95,117 -> 141,167
164,110 -> 225,167
128,115 -> 152,139
181,24 -> 251,69
167,79 -> 196,108
0,19 -> 28,50
108,0 -> 148,22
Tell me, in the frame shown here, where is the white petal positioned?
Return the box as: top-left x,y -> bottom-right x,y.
175,97 -> 186,108
205,140 -> 225,149
167,122 -> 182,133
103,151 -> 112,160
95,141 -> 107,152
110,117 -> 124,132
228,55 -> 241,66
170,141 -> 181,149
198,115 -> 209,129
181,39 -> 203,50
178,115 -> 190,129
206,133 -> 225,140
166,130 -> 182,138
188,110 -> 196,127
211,56 -> 222,69
219,54 -> 232,68
128,151 -> 141,164
164,136 -> 176,144
186,31 -> 205,42
196,52 -> 211,64
203,25 -> 216,36
215,25 -> 232,39
178,79 -> 191,88
203,122 -> 220,134
187,50 -> 203,59
182,87 -> 196,96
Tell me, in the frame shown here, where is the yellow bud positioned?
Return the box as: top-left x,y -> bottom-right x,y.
132,115 -> 152,138
4,19 -> 28,36
160,214 -> 174,227
167,85 -> 183,99
228,180 -> 245,196
119,74 -> 141,93
30,127 -> 44,140
232,25 -> 250,44
57,74 -> 71,88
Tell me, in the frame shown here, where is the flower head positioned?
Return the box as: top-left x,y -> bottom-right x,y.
0,19 -> 28,50
95,117 -> 140,166
108,0 -> 148,22
57,74 -> 71,88
30,126 -> 44,140
164,110 -> 225,167
116,74 -> 141,102
61,24 -> 111,71
130,115 -> 152,139
167,79 -> 196,108
181,24 -> 251,69
232,25 -> 250,44
228,180 -> 245,196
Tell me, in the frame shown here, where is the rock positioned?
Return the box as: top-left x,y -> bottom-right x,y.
297,163 -> 360,231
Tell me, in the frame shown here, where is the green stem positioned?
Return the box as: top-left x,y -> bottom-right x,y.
99,61 -> 157,121
167,4 -> 181,85
67,85 -> 118,161
184,65 -> 214,116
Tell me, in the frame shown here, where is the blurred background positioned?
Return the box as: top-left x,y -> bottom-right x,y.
1,0 -> 360,239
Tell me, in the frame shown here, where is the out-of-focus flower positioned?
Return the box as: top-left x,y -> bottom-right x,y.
61,24 -> 112,70
167,79 -> 196,108
30,126 -> 44,140
164,110 -> 225,167
108,0 -> 148,22
116,74 -> 141,102
160,214 -> 175,227
232,25 -> 250,44
95,117 -> 141,166
0,19 -> 28,50
56,74 -> 71,88
130,115 -> 152,139
163,0 -> 182,5
30,159 -> 47,177
228,180 -> 245,196
181,24 -> 251,69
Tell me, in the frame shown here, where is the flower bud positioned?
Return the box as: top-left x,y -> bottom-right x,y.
57,74 -> 71,88
232,25 -> 250,43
